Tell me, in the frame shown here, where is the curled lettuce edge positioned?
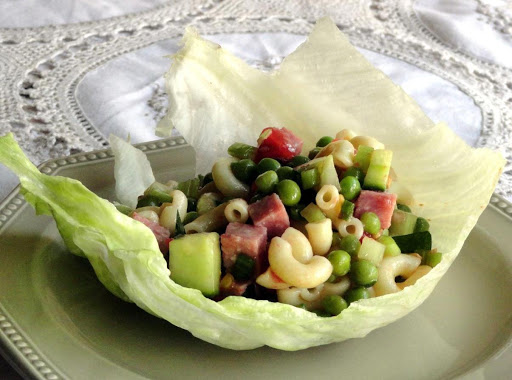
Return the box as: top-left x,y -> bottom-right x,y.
0,17 -> 505,350
109,134 -> 155,209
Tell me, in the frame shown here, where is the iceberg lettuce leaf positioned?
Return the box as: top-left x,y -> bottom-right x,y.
109,134 -> 155,208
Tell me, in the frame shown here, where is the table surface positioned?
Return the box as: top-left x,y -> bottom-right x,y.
0,1 -> 511,379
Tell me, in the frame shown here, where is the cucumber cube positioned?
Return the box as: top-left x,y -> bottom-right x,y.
377,235 -> 401,257
389,209 -> 418,236
358,237 -> 385,266
363,149 -> 392,191
169,232 -> 221,297
353,145 -> 374,172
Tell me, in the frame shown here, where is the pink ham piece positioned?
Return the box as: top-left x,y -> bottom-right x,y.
248,193 -> 290,238
132,212 -> 171,254
220,222 -> 268,274
354,190 -> 397,230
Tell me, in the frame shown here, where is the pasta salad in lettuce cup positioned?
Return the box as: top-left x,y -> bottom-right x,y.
0,18 -> 504,350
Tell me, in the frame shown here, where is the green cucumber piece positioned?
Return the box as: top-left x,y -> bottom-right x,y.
392,231 -> 432,253
414,217 -> 430,232
353,145 -> 374,172
296,155 -> 340,191
357,237 -> 385,266
377,235 -> 401,257
169,232 -> 221,297
363,149 -> 392,191
424,251 -> 442,268
389,209 -> 418,236
300,203 -> 326,223
340,200 -> 354,220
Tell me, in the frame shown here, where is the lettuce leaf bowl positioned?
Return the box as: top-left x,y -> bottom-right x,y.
0,18 -> 504,351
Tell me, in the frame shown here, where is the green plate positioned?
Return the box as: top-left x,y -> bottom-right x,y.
0,138 -> 511,379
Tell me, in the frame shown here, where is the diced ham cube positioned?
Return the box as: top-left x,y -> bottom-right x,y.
248,193 -> 290,238
132,212 -> 171,254
220,222 -> 268,274
354,190 -> 397,230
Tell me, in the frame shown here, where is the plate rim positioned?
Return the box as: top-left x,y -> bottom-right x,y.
0,137 -> 510,380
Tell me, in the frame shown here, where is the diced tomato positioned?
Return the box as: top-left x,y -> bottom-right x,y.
255,127 -> 303,163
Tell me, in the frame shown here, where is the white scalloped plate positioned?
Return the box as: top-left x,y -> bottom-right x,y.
0,138 -> 511,380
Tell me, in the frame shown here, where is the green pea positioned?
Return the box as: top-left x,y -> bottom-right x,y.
414,217 -> 430,232
288,203 -> 306,221
230,159 -> 257,183
257,158 -> 281,174
360,212 -> 381,234
339,234 -> 361,257
316,136 -> 333,147
255,171 -> 278,194
397,203 -> 411,213
322,295 -> 348,316
344,287 -> 371,305
349,260 -> 379,287
339,176 -> 361,201
277,179 -> 301,206
328,250 -> 351,276
289,155 -> 310,167
343,166 -> 364,183
301,168 -> 319,190
276,166 -> 296,181
308,147 -> 322,160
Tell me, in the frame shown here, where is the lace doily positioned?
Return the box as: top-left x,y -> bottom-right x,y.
0,0 -> 510,198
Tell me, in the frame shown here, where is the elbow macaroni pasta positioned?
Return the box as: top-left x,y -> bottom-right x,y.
350,135 -> 385,150
305,218 -> 333,256
335,128 -> 357,141
336,217 -> 364,240
315,185 -> 340,211
316,140 -> 355,169
212,157 -> 250,198
336,217 -> 364,239
159,190 -> 188,234
268,228 -> 332,288
224,198 -> 249,223
373,254 -> 422,296
277,277 -> 351,310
